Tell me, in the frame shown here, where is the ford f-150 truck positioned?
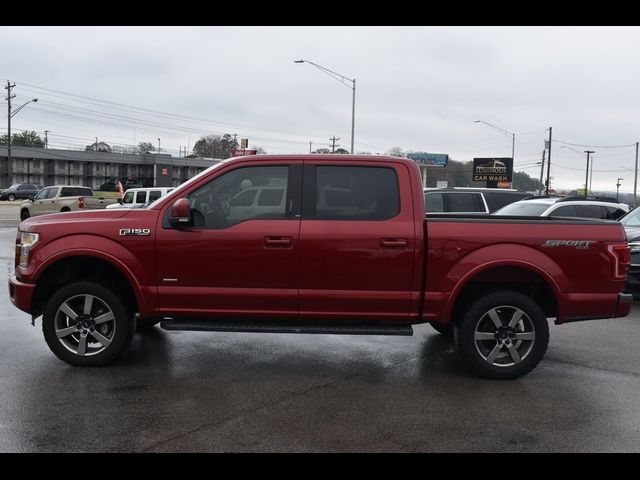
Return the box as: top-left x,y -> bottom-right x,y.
9,155 -> 633,379
20,186 -> 119,220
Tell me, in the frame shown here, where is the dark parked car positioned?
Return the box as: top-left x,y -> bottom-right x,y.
424,187 -> 532,214
0,183 -> 44,201
98,181 -> 118,192
620,207 -> 640,299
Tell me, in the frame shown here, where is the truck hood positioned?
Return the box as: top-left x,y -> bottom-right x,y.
19,208 -> 136,230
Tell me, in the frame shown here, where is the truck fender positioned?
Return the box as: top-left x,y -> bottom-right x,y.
443,243 -> 566,322
31,235 -> 154,316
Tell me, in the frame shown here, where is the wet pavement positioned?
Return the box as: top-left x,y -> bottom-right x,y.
1,222 -> 640,452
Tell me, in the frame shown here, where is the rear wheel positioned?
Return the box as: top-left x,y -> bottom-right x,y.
42,282 -> 136,366
454,291 -> 549,379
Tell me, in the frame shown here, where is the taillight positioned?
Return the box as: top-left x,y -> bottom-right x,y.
607,244 -> 630,280
78,197 -> 84,208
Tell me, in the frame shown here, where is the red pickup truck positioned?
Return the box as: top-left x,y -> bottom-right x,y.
9,155 -> 633,379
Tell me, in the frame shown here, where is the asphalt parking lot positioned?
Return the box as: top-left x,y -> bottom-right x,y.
1,206 -> 640,452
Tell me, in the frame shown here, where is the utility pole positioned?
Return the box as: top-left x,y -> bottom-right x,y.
539,150 -> 546,196
44,130 -> 49,149
584,150 -> 595,195
634,142 -> 638,207
545,127 -> 552,195
5,81 -> 16,187
329,136 -> 340,154
309,141 -> 312,154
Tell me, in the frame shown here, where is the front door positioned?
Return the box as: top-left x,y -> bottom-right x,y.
298,162 -> 416,322
30,187 -> 57,216
156,162 -> 302,320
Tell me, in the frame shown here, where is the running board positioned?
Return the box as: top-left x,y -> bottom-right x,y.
160,320 -> 413,336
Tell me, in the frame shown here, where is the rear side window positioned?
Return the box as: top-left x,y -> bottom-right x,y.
548,205 -> 576,217
447,192 -> 486,213
148,190 -> 163,202
314,166 -> 399,220
603,206 -> 627,220
135,191 -> 147,203
484,192 -> 530,211
61,187 -> 92,197
425,192 -> 445,212
575,204 -> 607,219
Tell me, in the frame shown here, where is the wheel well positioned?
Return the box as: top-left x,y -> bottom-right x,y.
31,256 -> 138,318
450,266 -> 557,326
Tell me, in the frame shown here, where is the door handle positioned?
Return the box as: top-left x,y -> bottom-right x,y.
264,236 -> 292,248
380,238 -> 408,248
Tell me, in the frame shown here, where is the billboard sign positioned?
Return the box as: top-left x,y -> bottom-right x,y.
407,152 -> 449,167
473,157 -> 513,182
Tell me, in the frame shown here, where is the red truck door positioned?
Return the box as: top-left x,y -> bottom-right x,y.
155,162 -> 302,319
298,162 -> 416,321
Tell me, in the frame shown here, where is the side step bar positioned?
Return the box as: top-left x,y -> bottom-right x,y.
161,319 -> 414,336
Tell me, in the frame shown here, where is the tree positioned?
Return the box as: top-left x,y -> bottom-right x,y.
85,141 -> 112,153
0,130 -> 45,148
512,171 -> 543,191
137,142 -> 155,154
313,148 -> 332,154
192,133 -> 238,159
386,147 -> 405,158
334,148 -> 349,154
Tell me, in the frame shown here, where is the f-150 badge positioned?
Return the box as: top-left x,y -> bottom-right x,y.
119,228 -> 151,236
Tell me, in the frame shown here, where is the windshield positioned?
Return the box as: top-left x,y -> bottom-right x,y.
146,160 -> 230,209
621,207 -> 640,227
493,201 -> 551,216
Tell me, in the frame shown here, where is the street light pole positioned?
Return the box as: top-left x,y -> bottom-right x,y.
473,120 -> 516,162
617,178 -> 624,201
584,150 -> 595,195
295,59 -> 356,154
4,81 -> 38,187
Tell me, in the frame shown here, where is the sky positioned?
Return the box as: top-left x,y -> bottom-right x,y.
2,25 -> 640,193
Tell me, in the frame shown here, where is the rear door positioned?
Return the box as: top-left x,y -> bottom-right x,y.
298,161 -> 415,322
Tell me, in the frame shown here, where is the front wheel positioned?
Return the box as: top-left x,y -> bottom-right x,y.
454,291 -> 549,380
20,209 -> 30,221
42,282 -> 136,366
8,194 -> 16,201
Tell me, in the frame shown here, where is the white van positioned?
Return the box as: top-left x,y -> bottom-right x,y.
106,187 -> 174,209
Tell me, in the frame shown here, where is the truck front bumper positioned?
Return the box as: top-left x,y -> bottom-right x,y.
8,275 -> 35,315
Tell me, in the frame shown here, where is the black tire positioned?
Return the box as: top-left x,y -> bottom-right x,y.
454,291 -> 549,380
429,322 -> 454,338
8,194 -> 16,201
136,317 -> 161,331
20,209 -> 30,221
42,281 -> 136,366
61,207 -> 70,212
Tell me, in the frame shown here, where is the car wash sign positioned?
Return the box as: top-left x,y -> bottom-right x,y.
473,158 -> 513,182
407,152 -> 449,167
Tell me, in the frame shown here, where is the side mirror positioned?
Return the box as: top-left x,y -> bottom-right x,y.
117,198 -> 123,204
169,198 -> 192,227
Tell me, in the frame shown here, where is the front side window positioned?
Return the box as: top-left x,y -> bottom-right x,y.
148,190 -> 163,202
314,166 -> 399,220
122,191 -> 135,204
34,188 -> 50,200
188,166 -> 289,229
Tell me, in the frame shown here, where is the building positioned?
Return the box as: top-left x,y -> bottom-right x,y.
0,146 -> 220,189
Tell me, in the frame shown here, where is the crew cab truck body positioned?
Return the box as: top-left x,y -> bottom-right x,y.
9,155 -> 632,379
20,186 -> 119,220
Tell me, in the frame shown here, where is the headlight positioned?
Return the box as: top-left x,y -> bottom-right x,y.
629,241 -> 640,254
19,232 -> 39,267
